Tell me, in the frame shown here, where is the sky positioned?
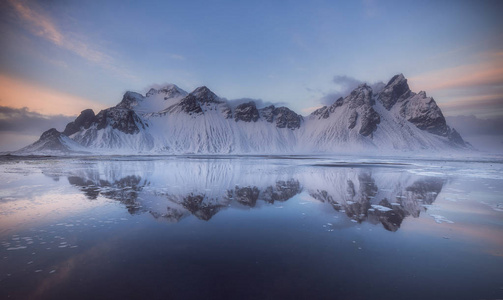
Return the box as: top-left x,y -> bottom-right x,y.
0,0 -> 502,151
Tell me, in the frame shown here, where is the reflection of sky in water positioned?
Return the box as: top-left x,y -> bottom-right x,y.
0,156 -> 502,299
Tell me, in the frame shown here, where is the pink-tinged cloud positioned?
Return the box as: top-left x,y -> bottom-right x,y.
438,93 -> 503,117
0,74 -> 106,116
7,0 -> 63,45
7,0 -> 107,63
408,54 -> 503,92
439,93 -> 503,109
6,0 -> 137,81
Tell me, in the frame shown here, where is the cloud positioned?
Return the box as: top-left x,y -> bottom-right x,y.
7,0 -> 106,63
318,75 -> 387,106
408,51 -> 503,119
333,75 -> 362,90
0,105 -> 76,151
226,98 -> 286,109
167,53 -> 186,61
446,114 -> 503,153
439,93 -> 503,118
0,74 -> 106,116
6,0 -> 136,80
319,75 -> 363,105
0,105 -> 74,134
446,115 -> 503,137
362,0 -> 380,17
7,0 -> 63,44
409,52 -> 503,92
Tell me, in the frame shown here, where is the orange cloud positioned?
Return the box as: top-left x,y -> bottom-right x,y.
408,53 -> 503,92
439,93 -> 503,109
0,74 -> 106,116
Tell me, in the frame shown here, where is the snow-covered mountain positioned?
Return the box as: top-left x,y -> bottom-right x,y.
18,128 -> 89,155
16,74 -> 470,155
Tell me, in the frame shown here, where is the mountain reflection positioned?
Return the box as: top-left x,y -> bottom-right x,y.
309,174 -> 443,231
68,175 -> 145,214
61,159 -> 444,231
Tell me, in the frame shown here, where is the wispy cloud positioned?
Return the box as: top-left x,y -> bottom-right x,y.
439,93 -> 503,118
409,52 -> 503,118
362,0 -> 380,18
319,75 -> 363,105
6,0 -> 136,80
7,0 -> 63,45
226,98 -> 285,109
167,53 -> 186,61
7,0 -> 107,63
409,53 -> 503,91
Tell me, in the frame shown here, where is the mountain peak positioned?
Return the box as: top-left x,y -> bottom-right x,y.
146,84 -> 187,98
387,73 -> 405,85
190,86 -> 221,103
378,73 -> 412,110
193,86 -> 211,93
234,101 -> 259,122
346,83 -> 374,108
17,128 -> 88,154
158,84 -> 187,97
259,105 -> 303,129
40,128 -> 61,140
146,88 -> 157,97
116,91 -> 144,110
63,109 -> 96,136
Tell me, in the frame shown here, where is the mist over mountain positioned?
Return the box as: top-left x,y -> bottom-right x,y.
446,115 -> 503,153
15,74 -> 470,155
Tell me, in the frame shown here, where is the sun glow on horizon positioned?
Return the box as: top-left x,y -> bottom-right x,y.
0,74 -> 106,116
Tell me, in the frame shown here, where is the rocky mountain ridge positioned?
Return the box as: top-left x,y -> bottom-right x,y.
17,74 -> 469,155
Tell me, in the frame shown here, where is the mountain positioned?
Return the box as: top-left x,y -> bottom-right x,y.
16,74 -> 470,155
17,128 -> 89,155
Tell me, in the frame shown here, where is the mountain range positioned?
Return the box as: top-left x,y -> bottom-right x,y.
16,74 -> 469,155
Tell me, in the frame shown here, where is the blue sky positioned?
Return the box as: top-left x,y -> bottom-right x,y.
0,0 -> 502,150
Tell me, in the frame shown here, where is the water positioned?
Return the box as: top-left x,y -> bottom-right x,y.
0,155 -> 502,300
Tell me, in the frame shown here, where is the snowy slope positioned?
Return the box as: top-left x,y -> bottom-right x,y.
116,84 -> 188,115
301,79 -> 465,153
17,128 -> 90,155
16,74 -> 471,155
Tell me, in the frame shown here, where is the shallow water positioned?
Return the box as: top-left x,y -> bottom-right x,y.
0,155 -> 502,300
